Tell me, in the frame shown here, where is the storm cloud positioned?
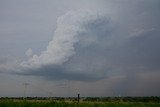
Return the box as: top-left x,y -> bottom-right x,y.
0,0 -> 160,96
18,9 -> 160,81
19,10 -> 113,81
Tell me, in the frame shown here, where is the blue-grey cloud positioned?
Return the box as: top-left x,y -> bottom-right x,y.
0,0 -> 160,96
17,9 -> 160,82
16,10 -> 113,81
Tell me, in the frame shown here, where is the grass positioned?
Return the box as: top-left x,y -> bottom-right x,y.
0,100 -> 160,107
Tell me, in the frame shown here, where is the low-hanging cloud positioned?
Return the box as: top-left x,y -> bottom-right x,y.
10,9 -> 160,81
17,10 -> 113,81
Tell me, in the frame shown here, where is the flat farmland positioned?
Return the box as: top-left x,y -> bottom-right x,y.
0,97 -> 160,107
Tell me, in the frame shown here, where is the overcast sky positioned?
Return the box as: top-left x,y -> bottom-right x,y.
0,0 -> 160,97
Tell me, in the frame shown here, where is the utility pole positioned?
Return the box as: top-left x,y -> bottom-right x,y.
75,86 -> 80,103
77,93 -> 80,103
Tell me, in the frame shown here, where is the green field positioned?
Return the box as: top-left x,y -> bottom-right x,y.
0,99 -> 160,107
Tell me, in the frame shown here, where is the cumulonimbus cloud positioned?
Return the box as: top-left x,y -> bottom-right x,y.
21,11 -> 110,67
8,9 -> 160,81
17,10 -> 112,81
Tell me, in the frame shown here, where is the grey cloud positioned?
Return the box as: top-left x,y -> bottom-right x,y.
17,11 -> 113,81
17,64 -> 103,81
0,0 -> 160,96
116,29 -> 160,71
17,7 -> 160,82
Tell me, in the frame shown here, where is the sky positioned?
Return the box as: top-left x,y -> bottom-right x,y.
0,0 -> 160,97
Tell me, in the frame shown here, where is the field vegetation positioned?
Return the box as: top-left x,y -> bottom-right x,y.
0,97 -> 160,107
